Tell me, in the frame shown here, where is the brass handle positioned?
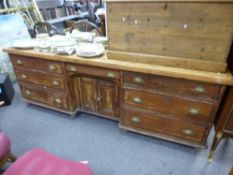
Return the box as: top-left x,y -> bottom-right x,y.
21,74 -> 27,79
16,59 -> 23,65
0,101 -> 5,106
131,117 -> 141,123
134,77 -> 144,84
192,86 -> 206,93
55,98 -> 62,104
182,129 -> 193,136
188,108 -> 201,115
107,72 -> 115,78
49,65 -> 56,71
52,80 -> 60,86
25,90 -> 31,96
70,66 -> 76,71
96,97 -> 101,102
133,97 -> 143,103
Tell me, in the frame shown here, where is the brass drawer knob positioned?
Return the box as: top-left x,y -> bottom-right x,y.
133,97 -> 143,103
96,97 -> 101,102
188,108 -> 201,115
49,65 -> 56,71
107,72 -> 115,78
134,77 -> 144,84
182,129 -> 193,136
70,66 -> 77,71
16,59 -> 23,65
25,90 -> 31,96
131,117 -> 141,123
192,86 -> 206,93
52,80 -> 60,86
21,74 -> 27,79
0,101 -> 5,106
55,98 -> 62,104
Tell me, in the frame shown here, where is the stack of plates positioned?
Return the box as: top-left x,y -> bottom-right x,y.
71,31 -> 95,43
76,43 -> 104,58
49,36 -> 76,55
94,36 -> 108,48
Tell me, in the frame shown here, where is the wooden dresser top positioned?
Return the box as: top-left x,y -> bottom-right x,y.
4,47 -> 233,86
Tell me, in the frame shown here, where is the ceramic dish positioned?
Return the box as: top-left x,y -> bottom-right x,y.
12,40 -> 37,49
71,31 -> 95,43
76,43 -> 104,58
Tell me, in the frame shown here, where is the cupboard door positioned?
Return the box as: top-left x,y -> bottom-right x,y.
97,80 -> 119,119
79,77 -> 97,112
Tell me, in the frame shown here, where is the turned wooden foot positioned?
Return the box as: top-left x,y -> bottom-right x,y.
9,153 -> 17,162
208,131 -> 223,162
229,167 -> 233,175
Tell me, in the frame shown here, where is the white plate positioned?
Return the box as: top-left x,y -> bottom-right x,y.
52,40 -> 76,47
76,43 -> 104,58
12,40 -> 37,49
94,36 -> 108,43
72,31 -> 95,42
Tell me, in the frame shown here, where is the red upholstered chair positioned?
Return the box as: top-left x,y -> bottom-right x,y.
0,133 -> 93,175
0,132 -> 16,169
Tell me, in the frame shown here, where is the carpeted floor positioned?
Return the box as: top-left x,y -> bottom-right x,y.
0,83 -> 232,175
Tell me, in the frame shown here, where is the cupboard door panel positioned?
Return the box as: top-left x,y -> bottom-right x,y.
79,77 -> 97,112
98,80 -> 119,119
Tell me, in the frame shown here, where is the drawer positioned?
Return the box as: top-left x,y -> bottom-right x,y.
20,84 -> 69,110
66,64 -> 120,79
15,70 -> 65,90
124,89 -> 215,124
123,109 -> 207,143
124,72 -> 222,101
11,55 -> 64,74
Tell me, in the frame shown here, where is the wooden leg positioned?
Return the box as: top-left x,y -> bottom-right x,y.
0,152 -> 17,170
208,131 -> 223,162
229,167 -> 233,175
9,153 -> 17,162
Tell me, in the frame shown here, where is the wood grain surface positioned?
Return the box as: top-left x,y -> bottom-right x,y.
107,2 -> 233,72
4,48 -> 233,85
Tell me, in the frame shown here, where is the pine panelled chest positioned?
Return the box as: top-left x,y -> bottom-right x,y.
106,0 -> 233,72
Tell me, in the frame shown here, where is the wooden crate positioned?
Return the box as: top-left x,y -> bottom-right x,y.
106,0 -> 233,72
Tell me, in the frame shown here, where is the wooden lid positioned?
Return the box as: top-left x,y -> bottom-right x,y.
104,0 -> 233,2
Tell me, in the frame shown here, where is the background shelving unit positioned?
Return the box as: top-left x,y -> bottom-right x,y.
36,0 -> 86,28
0,0 -> 43,28
47,12 -> 87,24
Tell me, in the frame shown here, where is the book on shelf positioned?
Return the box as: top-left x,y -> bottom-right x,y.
39,5 -> 78,22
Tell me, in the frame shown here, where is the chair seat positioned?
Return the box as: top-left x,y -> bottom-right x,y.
3,148 -> 93,175
0,133 -> 11,159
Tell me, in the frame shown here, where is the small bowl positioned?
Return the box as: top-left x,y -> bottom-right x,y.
39,43 -> 51,53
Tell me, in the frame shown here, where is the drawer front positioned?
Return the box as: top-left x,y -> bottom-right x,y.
15,70 -> 65,90
66,64 -> 120,79
11,55 -> 64,74
124,89 -> 215,124
124,72 -> 221,101
21,84 -> 68,110
123,109 -> 207,143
